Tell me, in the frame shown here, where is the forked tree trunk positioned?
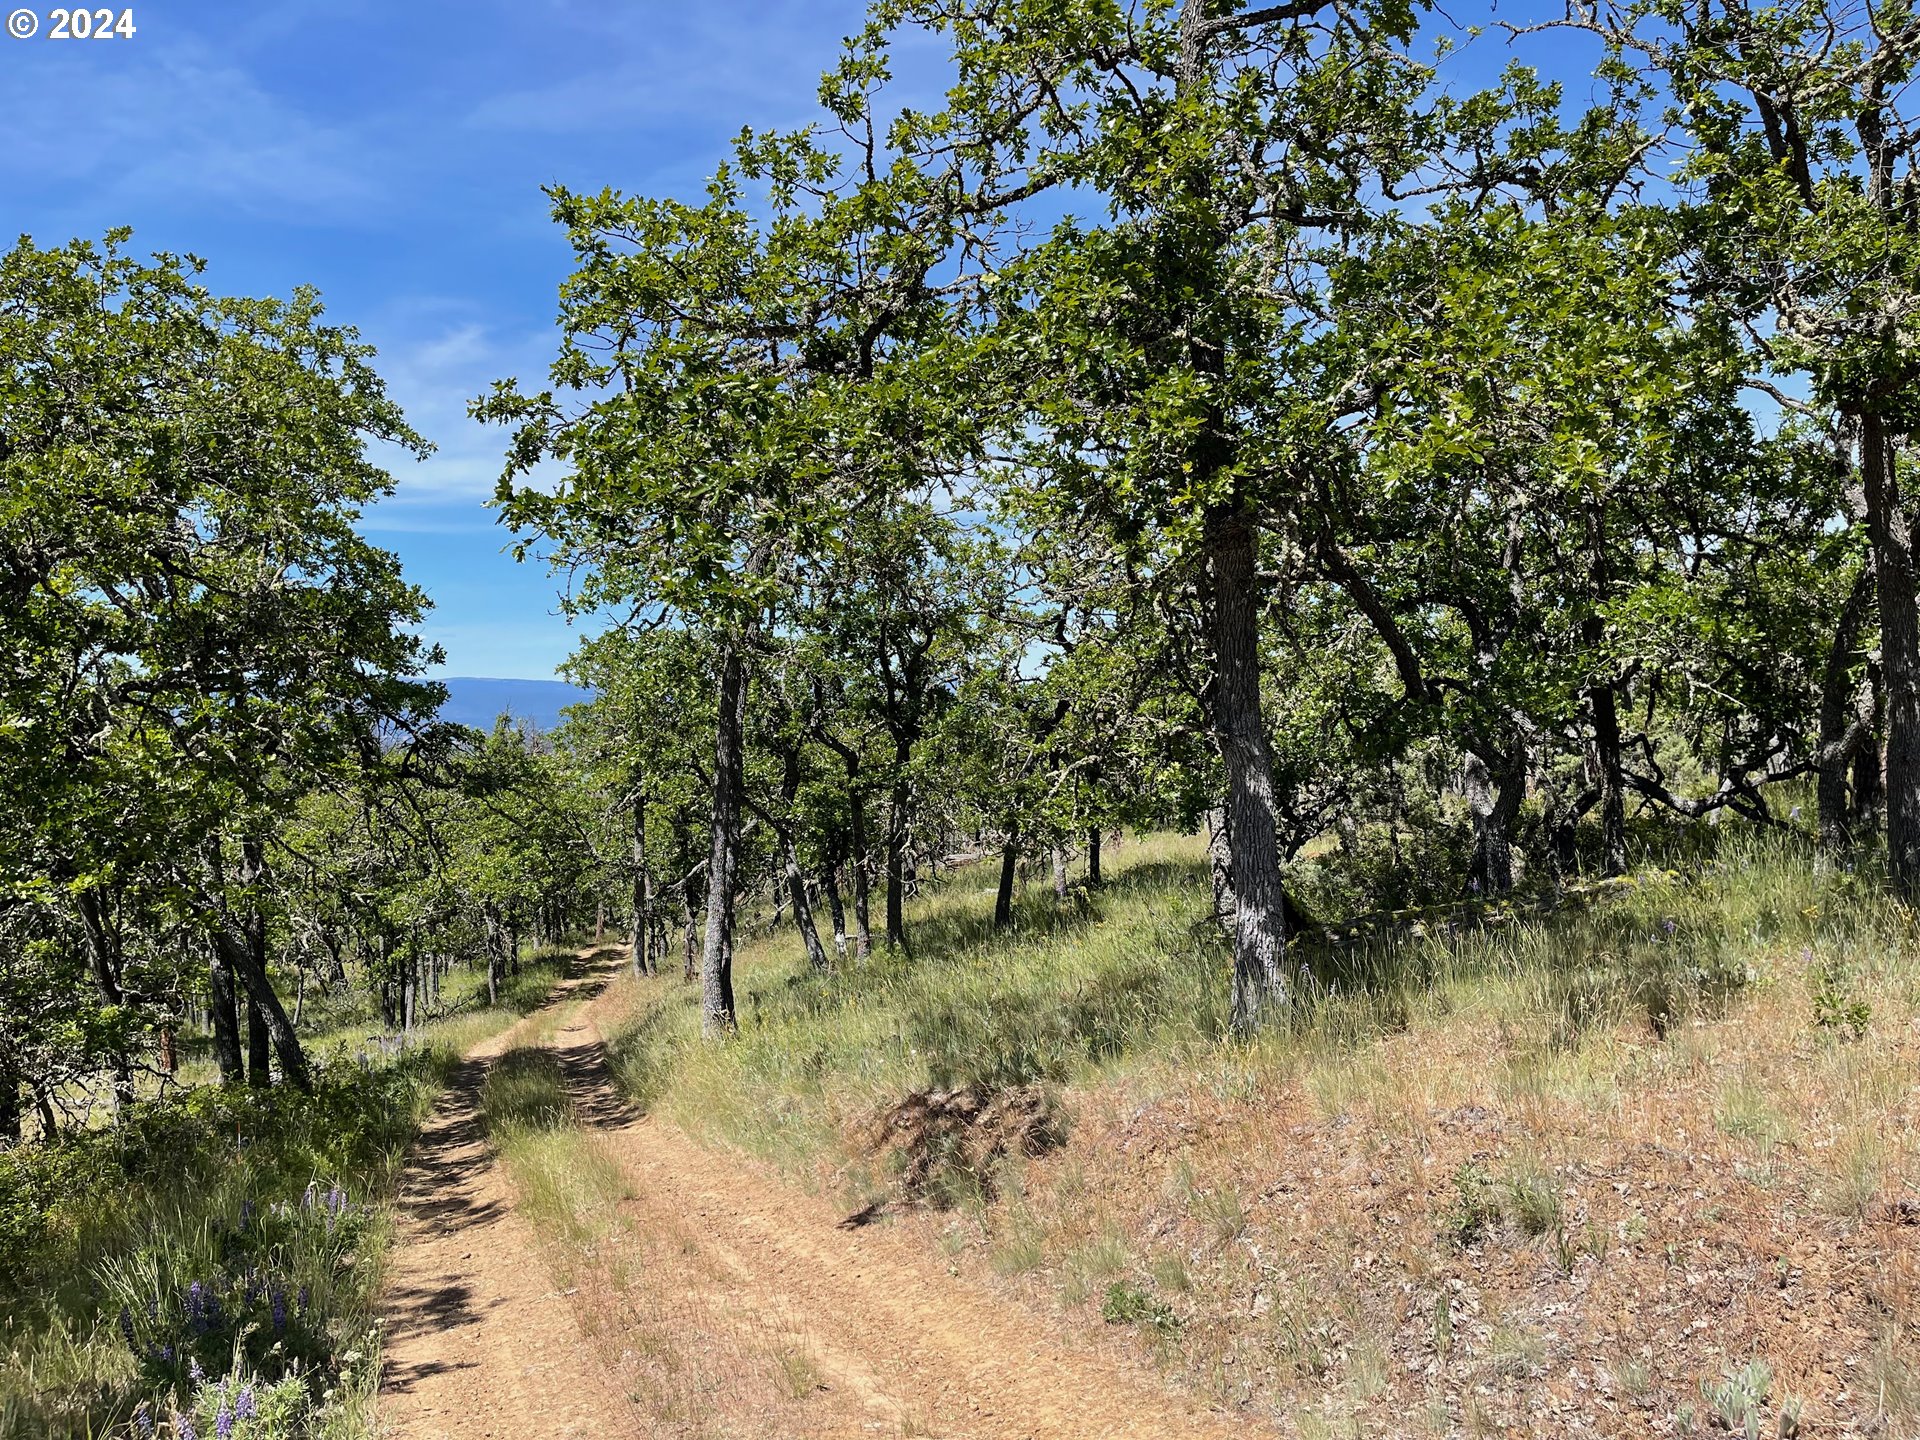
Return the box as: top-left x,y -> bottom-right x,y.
215,925 -> 311,1091
701,640 -> 751,1036
1204,508 -> 1290,1035
1862,412 -> 1920,895
1465,742 -> 1527,895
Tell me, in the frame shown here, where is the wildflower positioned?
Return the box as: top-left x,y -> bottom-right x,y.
236,1385 -> 256,1421
134,1403 -> 154,1438
188,1356 -> 205,1385
174,1414 -> 196,1440
303,1181 -> 318,1210
214,1402 -> 233,1440
1662,918 -> 1678,937
118,1306 -> 135,1345
327,1184 -> 346,1215
270,1288 -> 287,1332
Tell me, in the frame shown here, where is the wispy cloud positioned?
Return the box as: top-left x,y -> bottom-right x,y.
0,40 -> 388,223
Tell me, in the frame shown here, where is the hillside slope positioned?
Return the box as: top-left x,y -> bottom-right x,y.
436,676 -> 593,732
592,834 -> 1920,1439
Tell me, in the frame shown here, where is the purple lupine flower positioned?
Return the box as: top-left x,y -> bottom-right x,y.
134,1403 -> 154,1438
188,1356 -> 204,1385
157,1344 -> 174,1364
1662,918 -> 1678,936
236,1386 -> 256,1421
302,1182 -> 318,1210
174,1414 -> 196,1440
296,1285 -> 309,1314
214,1402 -> 233,1440
270,1288 -> 287,1332
327,1184 -> 346,1214
118,1307 -> 135,1345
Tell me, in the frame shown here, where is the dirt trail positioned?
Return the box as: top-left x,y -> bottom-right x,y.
377,967 -> 630,1440
380,955 -> 1246,1440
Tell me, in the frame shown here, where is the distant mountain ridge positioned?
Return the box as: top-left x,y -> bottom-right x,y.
436,677 -> 593,733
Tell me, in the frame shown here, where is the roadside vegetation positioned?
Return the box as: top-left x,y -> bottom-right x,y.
0,952 -> 567,1440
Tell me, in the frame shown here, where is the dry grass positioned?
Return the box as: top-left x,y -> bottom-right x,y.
588,831 -> 1920,1436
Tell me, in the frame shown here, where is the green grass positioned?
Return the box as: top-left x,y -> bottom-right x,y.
478,1046 -> 631,1260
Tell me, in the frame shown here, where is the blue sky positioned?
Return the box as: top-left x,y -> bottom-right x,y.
4,1 -> 1591,680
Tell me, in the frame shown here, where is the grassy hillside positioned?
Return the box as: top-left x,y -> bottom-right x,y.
597,832 -> 1920,1438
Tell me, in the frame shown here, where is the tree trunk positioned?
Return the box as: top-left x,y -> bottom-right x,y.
632,789 -> 652,976
1087,826 -> 1102,885
1854,659 -> 1885,836
208,942 -> 245,1085
1204,509 -> 1290,1034
994,830 -> 1019,929
246,998 -> 272,1088
242,844 -> 274,1087
1051,845 -> 1070,901
1590,687 -> 1627,877
682,880 -> 699,984
0,1056 -> 22,1147
215,926 -> 311,1091
885,777 -> 910,949
848,790 -> 874,960
700,640 -> 750,1036
1466,742 -> 1527,895
821,846 -> 849,959
484,906 -> 503,1006
75,888 -> 135,1108
786,846 -> 831,973
1206,806 -> 1235,924
1862,412 -> 1920,895
1818,564 -> 1876,850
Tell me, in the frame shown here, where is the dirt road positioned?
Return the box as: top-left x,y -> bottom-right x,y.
378,956 -> 1245,1439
